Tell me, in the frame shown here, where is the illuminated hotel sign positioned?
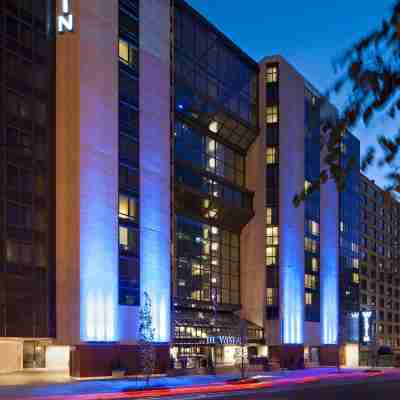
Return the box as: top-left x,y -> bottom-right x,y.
362,311 -> 373,343
207,336 -> 241,345
58,0 -> 74,33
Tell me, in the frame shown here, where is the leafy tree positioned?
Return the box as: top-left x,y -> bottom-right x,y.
139,291 -> 156,384
294,1 -> 400,206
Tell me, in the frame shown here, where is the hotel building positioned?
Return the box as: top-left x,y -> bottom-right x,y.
259,57 -> 361,367
0,0 -> 395,377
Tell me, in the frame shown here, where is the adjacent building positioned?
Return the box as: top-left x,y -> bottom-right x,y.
0,0 -> 399,377
359,174 -> 400,363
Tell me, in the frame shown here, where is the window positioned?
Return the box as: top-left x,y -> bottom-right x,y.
120,134 -> 139,164
119,38 -> 138,70
305,274 -> 316,289
176,216 -> 239,306
352,273 -> 360,284
119,39 -> 129,62
266,246 -> 277,266
266,208 -> 272,225
311,257 -> 319,272
305,292 -> 313,305
266,106 -> 278,124
266,226 -> 279,245
267,288 -> 277,305
119,70 -> 139,105
266,147 -> 277,164
304,180 -> 312,193
119,194 -> 138,221
175,122 -> 245,186
119,225 -> 138,253
266,66 -> 278,83
305,237 -> 317,253
119,165 -> 139,192
309,220 -> 319,236
119,10 -> 139,39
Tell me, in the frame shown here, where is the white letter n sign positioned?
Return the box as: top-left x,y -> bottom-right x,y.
58,0 -> 74,33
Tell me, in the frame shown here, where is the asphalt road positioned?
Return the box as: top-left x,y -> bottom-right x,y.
163,375 -> 400,400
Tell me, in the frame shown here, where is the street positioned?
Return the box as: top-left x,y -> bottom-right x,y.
169,375 -> 400,400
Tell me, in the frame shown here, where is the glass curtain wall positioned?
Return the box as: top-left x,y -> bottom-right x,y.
173,0 -> 259,348
0,0 -> 55,338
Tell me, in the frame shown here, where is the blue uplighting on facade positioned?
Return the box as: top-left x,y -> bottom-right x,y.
80,205 -> 119,342
321,259 -> 339,344
282,262 -> 304,344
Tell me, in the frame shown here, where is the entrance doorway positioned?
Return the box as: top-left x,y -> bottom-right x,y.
23,341 -> 46,369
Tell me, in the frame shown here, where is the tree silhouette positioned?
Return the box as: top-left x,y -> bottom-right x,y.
139,291 -> 156,384
294,1 -> 400,206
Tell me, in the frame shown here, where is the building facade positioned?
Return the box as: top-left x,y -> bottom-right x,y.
1,0 -> 398,377
359,174 -> 400,363
0,0 -> 56,371
260,56 -> 362,367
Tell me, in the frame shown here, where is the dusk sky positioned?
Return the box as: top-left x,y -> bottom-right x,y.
187,0 -> 397,188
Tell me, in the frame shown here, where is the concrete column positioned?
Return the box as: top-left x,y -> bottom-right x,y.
277,57 -> 305,345
138,0 -> 171,343
56,0 -> 119,345
320,103 -> 340,345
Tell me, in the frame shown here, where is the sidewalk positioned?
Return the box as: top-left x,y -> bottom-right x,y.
0,368 -> 395,400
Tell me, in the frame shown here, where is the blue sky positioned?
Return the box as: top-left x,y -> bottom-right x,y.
187,0 -> 396,187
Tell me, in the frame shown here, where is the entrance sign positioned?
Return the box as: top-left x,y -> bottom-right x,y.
207,336 -> 241,345
58,0 -> 74,33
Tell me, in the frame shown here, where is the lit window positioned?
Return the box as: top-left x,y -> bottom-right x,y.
119,39 -> 129,62
119,226 -> 128,249
266,208 -> 272,225
208,157 -> 217,169
353,258 -> 359,269
191,290 -> 201,301
119,194 -> 138,221
266,247 -> 277,266
207,138 -> 216,153
211,242 -> 219,251
266,226 -> 279,245
353,273 -> 360,284
209,121 -> 219,133
305,237 -> 317,253
309,220 -> 319,236
266,106 -> 278,124
119,225 -> 137,253
266,66 -> 278,83
118,39 -> 138,69
205,208 -> 218,219
304,180 -> 312,193
305,274 -> 316,289
340,221 -> 345,232
192,264 -> 201,276
305,292 -> 313,305
266,147 -> 277,164
267,288 -> 277,305
311,257 -> 319,272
